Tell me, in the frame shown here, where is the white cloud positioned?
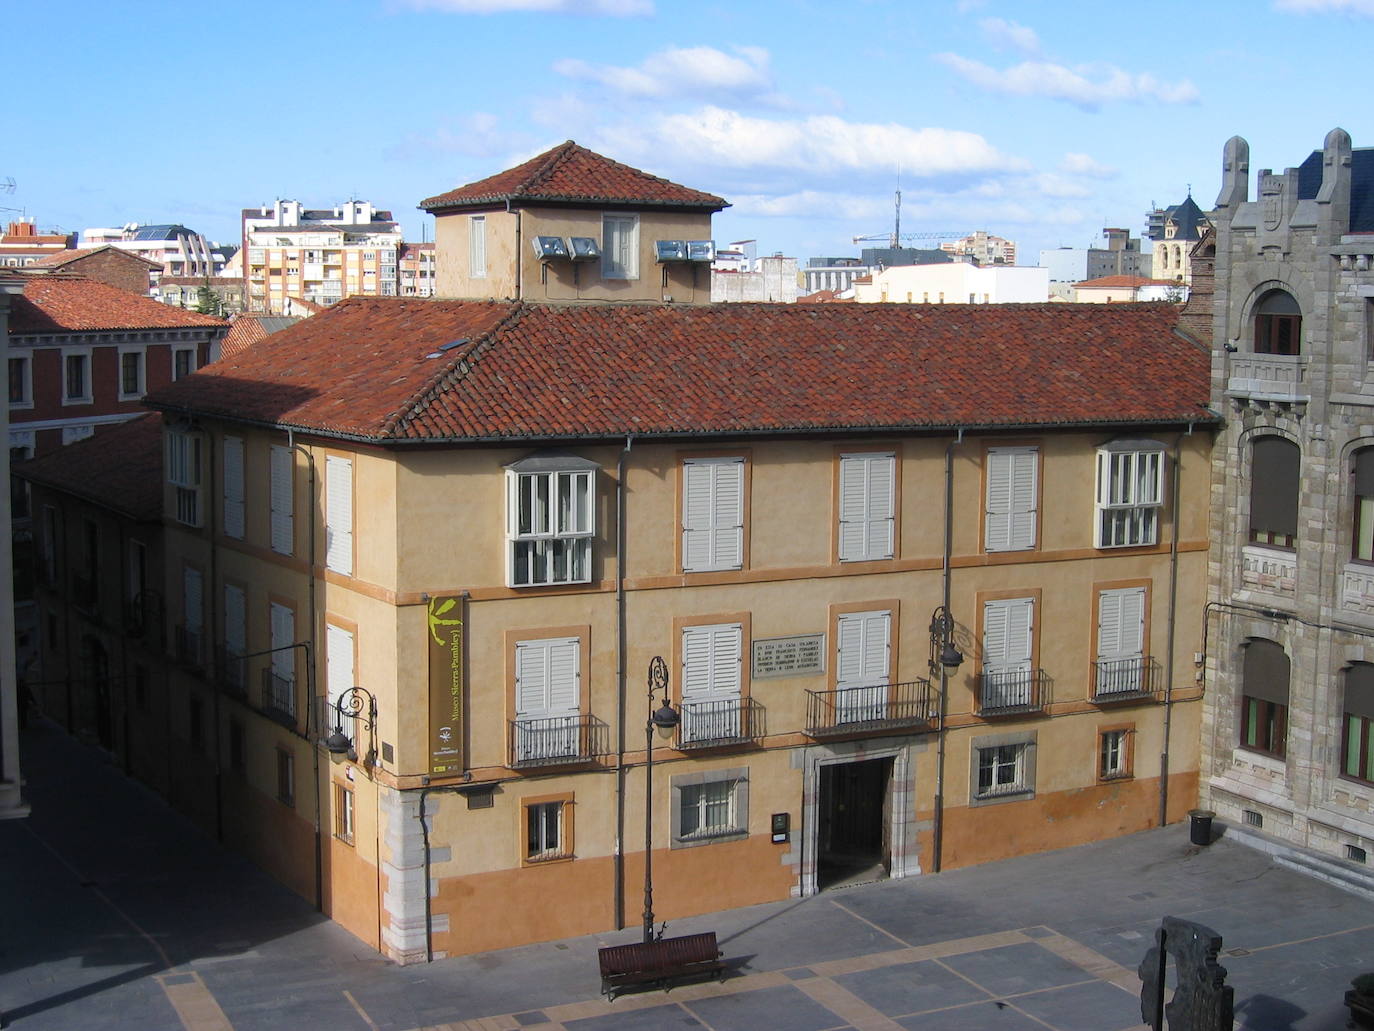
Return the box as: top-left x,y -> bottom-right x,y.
1274,0 -> 1374,12
592,106 -> 1023,178
385,113 -> 536,161
397,0 -> 651,14
979,16 -> 1040,53
553,45 -> 773,100
1059,152 -> 1118,178
936,53 -> 1199,110
1032,173 -> 1093,199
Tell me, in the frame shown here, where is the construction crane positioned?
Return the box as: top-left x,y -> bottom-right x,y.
852,187 -> 968,247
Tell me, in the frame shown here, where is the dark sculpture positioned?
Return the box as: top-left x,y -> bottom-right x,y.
1139,916 -> 1234,1030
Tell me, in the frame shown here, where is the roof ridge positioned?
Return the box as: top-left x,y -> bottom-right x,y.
380,302 -> 528,439
522,140 -> 578,194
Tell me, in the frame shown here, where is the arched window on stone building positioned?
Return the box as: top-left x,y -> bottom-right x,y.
1254,289 -> 1302,355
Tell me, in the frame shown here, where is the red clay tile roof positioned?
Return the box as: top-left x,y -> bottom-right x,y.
419,141 -> 728,213
16,414 -> 164,520
145,298 -> 1213,443
28,246 -> 163,270
1075,275 -> 1178,289
11,276 -> 228,333
220,314 -> 300,359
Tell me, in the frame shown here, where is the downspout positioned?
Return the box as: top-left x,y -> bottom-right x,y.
613,435 -> 632,929
931,427 -> 964,874
286,430 -> 323,910
1158,423 -> 1193,827
509,202 -> 523,301
208,432 -> 223,842
117,522 -> 132,777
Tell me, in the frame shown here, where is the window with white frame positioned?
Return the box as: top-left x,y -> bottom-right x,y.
602,214 -> 638,279
222,436 -> 244,539
1099,728 -> 1131,779
173,347 -> 196,381
525,800 -> 567,861
167,430 -> 203,526
326,455 -> 353,575
469,216 -> 486,278
119,349 -> 146,400
335,783 -> 355,845
1095,442 -> 1165,548
269,445 -> 294,555
838,451 -> 895,562
63,349 -> 91,404
1095,586 -> 1146,698
8,355 -> 31,407
681,623 -> 743,743
514,637 -> 581,762
970,731 -> 1036,804
506,456 -> 596,587
835,609 -> 891,723
984,446 -> 1037,552
681,457 -> 744,572
671,767 -> 748,846
981,597 -> 1034,711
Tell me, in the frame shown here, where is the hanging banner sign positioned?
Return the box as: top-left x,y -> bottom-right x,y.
427,595 -> 465,775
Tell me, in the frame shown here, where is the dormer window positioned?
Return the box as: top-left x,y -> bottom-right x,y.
1254,289 -> 1302,355
506,455 -> 597,587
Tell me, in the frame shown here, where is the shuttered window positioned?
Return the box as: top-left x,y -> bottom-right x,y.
681,623 -> 743,742
167,431 -> 202,527
469,216 -> 486,278
326,456 -> 353,575
1354,449 -> 1374,562
514,637 -> 581,763
1240,638 -> 1288,758
835,610 -> 890,723
838,452 -> 895,562
270,446 -> 294,555
222,436 -> 244,540
1250,437 -> 1299,547
1096,587 -> 1146,696
682,457 -> 744,572
1343,663 -> 1374,783
269,602 -> 296,717
985,447 -> 1038,552
982,597 -> 1034,709
602,215 -> 638,279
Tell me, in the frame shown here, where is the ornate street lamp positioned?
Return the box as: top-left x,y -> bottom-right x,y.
643,655 -> 680,943
323,686 -> 378,765
928,606 -> 963,874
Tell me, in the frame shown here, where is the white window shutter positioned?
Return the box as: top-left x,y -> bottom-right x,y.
682,462 -> 714,571
984,597 -> 1033,674
836,611 -> 890,687
516,638 -> 580,717
223,436 -> 244,540
712,460 -> 744,568
547,639 -> 580,715
1009,450 -> 1037,549
270,446 -> 294,555
223,584 -> 245,654
326,624 -> 355,709
682,459 -> 744,572
325,456 -> 353,575
1098,587 -> 1144,660
515,641 -> 548,717
985,451 -> 1013,551
838,453 -> 895,561
838,457 -> 868,561
986,448 -> 1037,552
867,454 -> 895,559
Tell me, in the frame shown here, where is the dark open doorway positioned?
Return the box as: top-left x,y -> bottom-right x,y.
817,756 -> 894,890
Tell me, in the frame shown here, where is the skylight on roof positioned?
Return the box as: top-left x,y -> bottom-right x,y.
425,338 -> 468,359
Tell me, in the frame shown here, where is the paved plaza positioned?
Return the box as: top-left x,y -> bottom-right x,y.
3,718 -> 1372,1030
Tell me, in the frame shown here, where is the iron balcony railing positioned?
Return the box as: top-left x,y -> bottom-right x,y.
261,668 -> 297,725
217,646 -> 247,697
509,713 -> 600,768
316,694 -> 356,746
1092,656 -> 1162,703
976,668 -> 1050,717
677,697 -> 763,749
174,624 -> 204,670
805,678 -> 935,737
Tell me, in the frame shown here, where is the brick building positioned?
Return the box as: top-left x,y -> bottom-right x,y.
27,246 -> 162,297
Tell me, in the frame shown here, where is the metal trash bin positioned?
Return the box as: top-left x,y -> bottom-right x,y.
1189,809 -> 1215,846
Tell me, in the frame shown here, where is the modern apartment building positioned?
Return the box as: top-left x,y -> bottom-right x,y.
419,141 -> 727,304
1202,128 -> 1374,870
941,231 -> 1017,266
241,200 -> 402,314
82,224 -> 230,280
95,296 -> 1217,962
398,242 -> 436,298
0,220 -> 76,268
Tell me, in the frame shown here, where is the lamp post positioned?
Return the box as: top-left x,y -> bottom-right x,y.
643,655 -> 680,943
323,686 -> 378,765
928,606 -> 963,873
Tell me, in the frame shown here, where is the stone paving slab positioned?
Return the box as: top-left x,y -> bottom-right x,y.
5,719 -> 1374,1030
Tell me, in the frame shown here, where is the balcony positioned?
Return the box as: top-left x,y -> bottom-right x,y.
677,697 -> 763,749
1091,656 -> 1162,704
1226,354 -> 1310,404
976,669 -> 1050,717
806,679 -> 935,738
1343,562 -> 1374,616
261,669 -> 297,726
509,713 -> 603,768
1241,543 -> 1297,597
217,646 -> 247,697
174,624 -> 203,670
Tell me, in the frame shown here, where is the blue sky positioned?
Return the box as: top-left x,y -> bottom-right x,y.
10,0 -> 1374,264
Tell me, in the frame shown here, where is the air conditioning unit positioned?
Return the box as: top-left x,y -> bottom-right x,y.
687,240 -> 716,263
655,240 -> 689,263
532,236 -> 570,261
569,237 -> 601,261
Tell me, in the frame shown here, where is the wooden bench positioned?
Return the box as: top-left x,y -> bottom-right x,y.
597,932 -> 725,999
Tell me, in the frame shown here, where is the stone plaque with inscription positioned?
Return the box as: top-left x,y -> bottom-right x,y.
752,634 -> 825,679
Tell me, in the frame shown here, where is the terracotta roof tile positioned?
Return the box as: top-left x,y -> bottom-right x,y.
28,246 -> 163,270
145,299 -> 1213,443
419,141 -> 728,213
1075,275 -> 1178,289
16,414 -> 163,520
220,314 -> 300,359
11,276 -> 227,333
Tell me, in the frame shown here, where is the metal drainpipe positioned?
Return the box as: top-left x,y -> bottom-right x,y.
286,430 -> 323,911
932,428 -> 963,874
207,430 -> 223,843
510,203 -> 522,301
1158,423 -> 1193,827
613,436 -> 632,930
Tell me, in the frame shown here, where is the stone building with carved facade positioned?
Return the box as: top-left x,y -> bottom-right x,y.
1202,128 -> 1374,873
